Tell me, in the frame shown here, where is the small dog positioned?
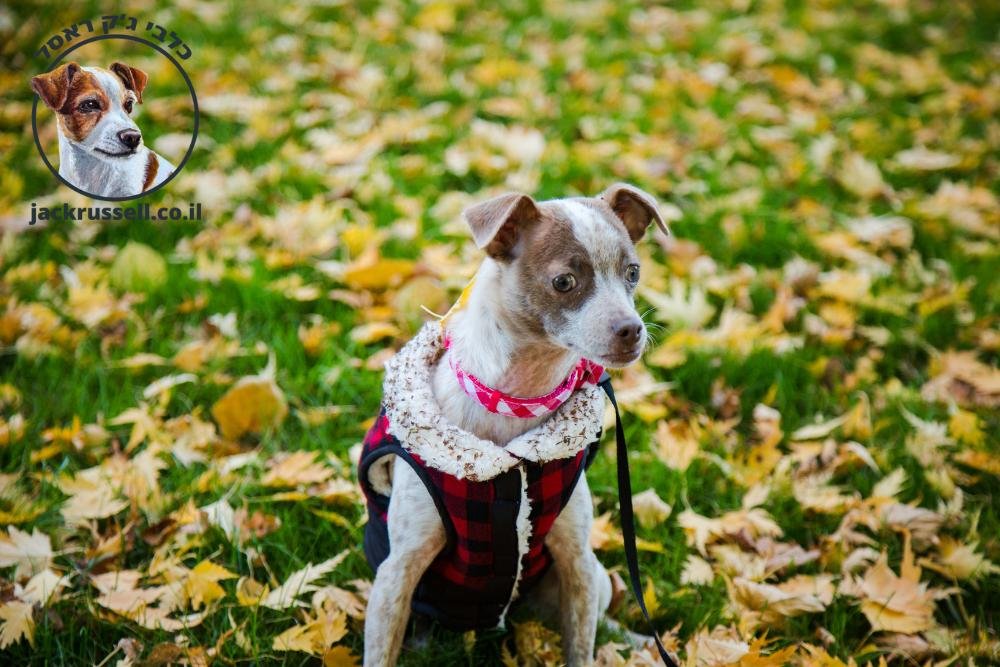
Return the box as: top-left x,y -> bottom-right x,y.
359,184 -> 667,666
31,61 -> 174,198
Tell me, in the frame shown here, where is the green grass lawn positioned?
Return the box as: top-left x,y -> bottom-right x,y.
0,0 -> 998,665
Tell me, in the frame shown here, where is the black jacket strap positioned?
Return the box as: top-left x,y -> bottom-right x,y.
598,372 -> 678,667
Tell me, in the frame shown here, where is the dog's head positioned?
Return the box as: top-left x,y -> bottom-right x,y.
464,184 -> 669,368
31,61 -> 148,159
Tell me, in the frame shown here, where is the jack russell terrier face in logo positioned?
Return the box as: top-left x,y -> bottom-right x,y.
31,61 -> 174,198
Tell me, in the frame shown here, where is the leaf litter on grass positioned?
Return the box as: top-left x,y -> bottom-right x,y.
0,0 -> 998,664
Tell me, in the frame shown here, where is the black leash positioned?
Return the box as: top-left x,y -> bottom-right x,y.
598,372 -> 678,667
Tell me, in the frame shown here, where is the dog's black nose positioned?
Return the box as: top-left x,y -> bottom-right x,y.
118,130 -> 141,149
612,318 -> 643,345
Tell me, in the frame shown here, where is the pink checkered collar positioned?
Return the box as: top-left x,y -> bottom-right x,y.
443,335 -> 604,419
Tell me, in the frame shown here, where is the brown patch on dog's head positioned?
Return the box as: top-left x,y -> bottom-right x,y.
61,76 -> 110,142
30,62 -> 82,113
32,63 -> 112,142
601,183 -> 669,242
512,204 -> 598,335
109,62 -> 148,104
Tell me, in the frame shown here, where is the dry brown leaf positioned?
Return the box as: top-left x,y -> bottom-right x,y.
632,489 -> 672,529
856,540 -> 942,634
0,527 -> 53,579
684,625 -> 748,666
21,568 -> 69,606
653,419 -> 700,472
838,153 -> 887,199
678,506 -> 782,556
262,451 -> 334,488
920,537 -> 1000,581
921,350 -> 1000,408
680,554 -> 715,586
263,551 -> 348,610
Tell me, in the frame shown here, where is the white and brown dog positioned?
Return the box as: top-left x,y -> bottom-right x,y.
31,61 -> 174,198
359,184 -> 668,666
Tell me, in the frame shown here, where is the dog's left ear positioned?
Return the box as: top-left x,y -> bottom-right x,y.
110,62 -> 148,103
463,192 -> 540,260
601,183 -> 670,243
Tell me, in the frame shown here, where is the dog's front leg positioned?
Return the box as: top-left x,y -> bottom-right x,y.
364,459 -> 446,667
545,474 -> 602,666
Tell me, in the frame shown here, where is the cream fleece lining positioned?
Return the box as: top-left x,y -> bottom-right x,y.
380,323 -> 604,482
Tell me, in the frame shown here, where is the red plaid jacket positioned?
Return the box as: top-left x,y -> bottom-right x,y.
359,409 -> 599,631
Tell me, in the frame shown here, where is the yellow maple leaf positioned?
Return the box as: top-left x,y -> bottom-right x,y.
211,375 -> 288,439
348,321 -> 400,345
954,449 -> 1000,476
183,560 -> 237,610
323,645 -> 361,667
0,601 -> 35,649
273,608 -> 347,655
342,257 -> 415,291
505,620 -> 562,667
738,636 -> 800,666
948,408 -> 984,446
236,576 -> 269,606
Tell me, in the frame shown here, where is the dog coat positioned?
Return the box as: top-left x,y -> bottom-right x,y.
358,323 -> 606,631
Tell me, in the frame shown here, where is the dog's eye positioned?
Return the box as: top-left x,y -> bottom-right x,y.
124,99 -> 133,113
78,99 -> 100,112
625,264 -> 640,284
552,273 -> 577,293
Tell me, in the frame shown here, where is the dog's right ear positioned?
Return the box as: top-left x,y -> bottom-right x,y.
110,62 -> 148,103
31,62 -> 81,112
463,193 -> 540,260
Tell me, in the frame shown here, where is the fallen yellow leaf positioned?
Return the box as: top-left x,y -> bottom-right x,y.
211,375 -> 288,439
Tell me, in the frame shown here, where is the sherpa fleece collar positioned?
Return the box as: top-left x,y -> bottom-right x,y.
381,323 -> 604,482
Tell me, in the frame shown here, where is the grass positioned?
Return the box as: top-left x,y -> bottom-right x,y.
1,0 -> 998,664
